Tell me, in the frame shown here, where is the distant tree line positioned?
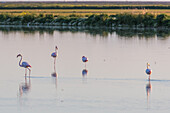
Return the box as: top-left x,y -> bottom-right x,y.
0,5 -> 169,9
0,3 -> 169,9
0,13 -> 169,28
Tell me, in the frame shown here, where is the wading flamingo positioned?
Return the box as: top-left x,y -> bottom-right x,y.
51,46 -> 58,77
146,63 -> 152,80
17,54 -> 31,76
82,56 -> 88,67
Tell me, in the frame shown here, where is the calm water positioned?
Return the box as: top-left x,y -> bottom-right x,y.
0,27 -> 170,113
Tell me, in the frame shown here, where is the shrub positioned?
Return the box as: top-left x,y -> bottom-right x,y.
156,14 -> 168,26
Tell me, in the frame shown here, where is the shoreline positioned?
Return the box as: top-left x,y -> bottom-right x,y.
0,24 -> 169,30
0,24 -> 169,38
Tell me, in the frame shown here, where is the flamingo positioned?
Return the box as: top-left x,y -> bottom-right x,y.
17,54 -> 31,76
82,56 -> 88,67
51,46 -> 58,58
51,46 -> 58,77
146,63 -> 152,80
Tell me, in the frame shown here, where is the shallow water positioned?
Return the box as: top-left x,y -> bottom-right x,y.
0,27 -> 170,113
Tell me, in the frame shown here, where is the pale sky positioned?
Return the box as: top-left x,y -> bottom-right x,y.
0,0 -> 169,2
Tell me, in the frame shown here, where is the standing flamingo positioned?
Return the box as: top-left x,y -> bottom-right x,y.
146,63 -> 152,80
17,54 -> 31,76
82,56 -> 88,68
51,46 -> 58,77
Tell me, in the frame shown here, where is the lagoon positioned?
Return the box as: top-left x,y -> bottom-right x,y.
0,27 -> 170,113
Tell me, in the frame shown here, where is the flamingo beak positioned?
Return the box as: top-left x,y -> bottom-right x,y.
56,46 -> 58,50
17,54 -> 20,58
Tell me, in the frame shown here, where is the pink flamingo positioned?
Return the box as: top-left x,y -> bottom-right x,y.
17,54 -> 31,76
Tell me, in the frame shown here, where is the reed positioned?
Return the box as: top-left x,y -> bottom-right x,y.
0,13 -> 169,28
0,9 -> 170,16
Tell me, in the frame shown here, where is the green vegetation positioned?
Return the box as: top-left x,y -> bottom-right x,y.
0,9 -> 170,17
0,13 -> 169,28
0,2 -> 169,16
0,2 -> 169,9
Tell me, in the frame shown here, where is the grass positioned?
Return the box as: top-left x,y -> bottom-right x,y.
0,9 -> 170,16
0,2 -> 169,8
0,2 -> 169,16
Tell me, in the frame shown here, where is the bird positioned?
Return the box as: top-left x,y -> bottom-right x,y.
146,63 -> 152,80
51,46 -> 58,77
17,54 -> 31,76
51,46 -> 58,58
82,56 -> 88,67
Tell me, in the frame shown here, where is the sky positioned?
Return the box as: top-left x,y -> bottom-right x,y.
0,0 -> 169,2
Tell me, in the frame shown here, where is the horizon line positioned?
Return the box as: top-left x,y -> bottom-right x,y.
0,0 -> 170,2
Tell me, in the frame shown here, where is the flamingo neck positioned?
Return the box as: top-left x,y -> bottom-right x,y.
19,56 -> 22,67
55,48 -> 58,52
147,64 -> 149,69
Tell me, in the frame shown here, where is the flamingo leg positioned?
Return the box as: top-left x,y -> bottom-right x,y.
27,68 -> 31,76
19,85 -> 23,97
54,58 -> 56,72
25,68 -> 27,76
25,74 -> 27,84
55,76 -> 57,89
28,73 -> 31,87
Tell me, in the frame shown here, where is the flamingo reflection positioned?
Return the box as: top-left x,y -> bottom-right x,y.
19,75 -> 31,97
51,62 -> 58,88
51,72 -> 58,89
51,64 -> 58,89
82,69 -> 88,77
17,54 -> 31,76
146,79 -> 152,109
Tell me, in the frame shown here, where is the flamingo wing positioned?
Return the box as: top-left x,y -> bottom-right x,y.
22,62 -> 31,68
51,52 -> 57,57
82,56 -> 88,62
146,69 -> 152,75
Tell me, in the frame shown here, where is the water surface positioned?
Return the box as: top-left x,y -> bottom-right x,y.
0,27 -> 170,113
